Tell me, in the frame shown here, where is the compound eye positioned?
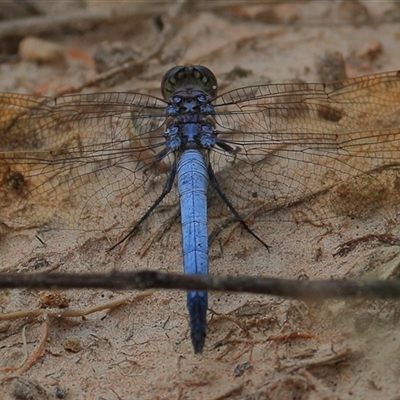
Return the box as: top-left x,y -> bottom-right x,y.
161,65 -> 218,99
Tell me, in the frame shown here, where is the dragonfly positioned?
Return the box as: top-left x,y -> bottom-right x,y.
0,65 -> 400,353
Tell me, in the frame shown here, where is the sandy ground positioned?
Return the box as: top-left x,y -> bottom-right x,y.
1,1 -> 400,399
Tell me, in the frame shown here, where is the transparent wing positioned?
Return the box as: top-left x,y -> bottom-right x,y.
210,70 -> 400,221
0,92 -> 173,232
1,70 -> 400,236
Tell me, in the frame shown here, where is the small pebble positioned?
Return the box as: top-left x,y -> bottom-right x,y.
338,0 -> 370,25
19,36 -> 65,63
355,39 -> 383,63
93,40 -> 139,73
315,50 -> 347,82
39,291 -> 69,308
11,377 -> 47,400
63,337 -> 83,353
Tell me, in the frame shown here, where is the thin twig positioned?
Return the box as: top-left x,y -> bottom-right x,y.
0,291 -> 155,322
1,270 -> 400,301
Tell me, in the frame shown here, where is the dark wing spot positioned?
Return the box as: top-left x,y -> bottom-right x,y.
5,170 -> 26,193
317,105 -> 343,122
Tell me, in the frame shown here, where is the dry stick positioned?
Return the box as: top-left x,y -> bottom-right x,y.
54,1 -> 187,95
0,1 -> 253,39
1,271 -> 400,301
0,326 -> 28,372
19,317 -> 49,373
0,292 -> 155,374
0,2 -> 185,96
0,317 -> 49,373
0,4 -> 171,39
0,291 -> 155,322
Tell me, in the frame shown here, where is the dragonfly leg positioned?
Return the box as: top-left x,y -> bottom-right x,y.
207,164 -> 270,251
108,160 -> 177,251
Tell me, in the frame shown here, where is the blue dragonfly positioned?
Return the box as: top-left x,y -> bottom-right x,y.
0,65 -> 400,352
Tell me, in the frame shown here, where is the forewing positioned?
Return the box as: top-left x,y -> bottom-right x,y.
0,92 -> 172,231
211,70 -> 400,220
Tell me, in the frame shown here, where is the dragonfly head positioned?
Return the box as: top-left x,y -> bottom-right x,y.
161,65 -> 218,100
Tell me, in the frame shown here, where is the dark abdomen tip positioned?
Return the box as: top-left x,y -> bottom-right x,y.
187,291 -> 208,353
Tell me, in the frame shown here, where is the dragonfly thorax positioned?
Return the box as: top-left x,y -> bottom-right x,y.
164,90 -> 217,151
